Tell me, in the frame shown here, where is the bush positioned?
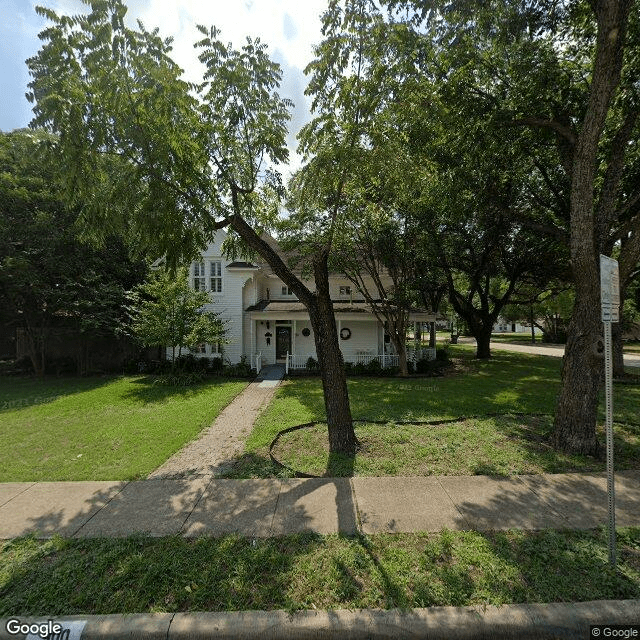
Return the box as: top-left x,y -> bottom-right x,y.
436,346 -> 450,362
45,356 -> 76,375
365,358 -> 382,375
223,355 -> 254,378
306,356 -> 319,371
208,356 -> 224,373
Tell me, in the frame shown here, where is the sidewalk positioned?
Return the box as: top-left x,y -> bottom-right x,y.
1,471 -> 638,539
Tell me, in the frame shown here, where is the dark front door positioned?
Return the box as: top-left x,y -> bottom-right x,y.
276,326 -> 292,360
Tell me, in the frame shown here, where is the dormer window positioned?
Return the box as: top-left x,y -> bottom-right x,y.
339,285 -> 352,296
193,262 -> 206,291
281,286 -> 293,296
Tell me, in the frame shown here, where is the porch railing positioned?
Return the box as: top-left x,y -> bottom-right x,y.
286,352 -> 419,370
253,351 -> 262,374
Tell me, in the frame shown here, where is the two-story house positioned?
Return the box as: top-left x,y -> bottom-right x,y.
176,230 -> 436,371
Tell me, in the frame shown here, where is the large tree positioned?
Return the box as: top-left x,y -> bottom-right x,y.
27,0 -> 362,452
385,0 -> 639,454
0,128 -> 144,375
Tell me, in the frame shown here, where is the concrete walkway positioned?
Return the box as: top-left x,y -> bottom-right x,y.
1,471 -> 638,539
458,337 -> 640,367
147,365 -> 285,479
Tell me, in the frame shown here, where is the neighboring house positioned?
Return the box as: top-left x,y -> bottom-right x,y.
493,318 -> 543,335
173,230 -> 436,371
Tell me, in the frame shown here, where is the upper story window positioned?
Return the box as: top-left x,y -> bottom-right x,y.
281,286 -> 293,296
210,261 -> 222,293
193,262 -> 206,291
339,285 -> 352,296
192,260 -> 222,293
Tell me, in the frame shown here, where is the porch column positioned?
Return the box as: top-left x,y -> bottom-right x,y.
293,319 -> 296,357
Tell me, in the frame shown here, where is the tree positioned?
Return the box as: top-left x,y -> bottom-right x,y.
0,129 -> 143,375
334,213 -> 419,376
385,0 -> 639,454
131,268 -> 226,366
27,0 -> 363,452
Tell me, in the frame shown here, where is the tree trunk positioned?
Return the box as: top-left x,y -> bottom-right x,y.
474,326 -> 492,359
395,338 -> 409,377
552,287 -> 602,454
612,319 -> 625,377
310,257 -> 359,455
612,283 -> 626,377
430,321 -> 436,348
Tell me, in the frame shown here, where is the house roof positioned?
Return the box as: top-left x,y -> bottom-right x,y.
246,301 -> 436,321
246,300 -> 375,313
226,261 -> 259,269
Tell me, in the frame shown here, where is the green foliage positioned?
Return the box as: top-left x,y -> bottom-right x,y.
0,129 -> 146,375
27,0 -> 292,268
223,355 -> 254,378
131,268 -> 226,366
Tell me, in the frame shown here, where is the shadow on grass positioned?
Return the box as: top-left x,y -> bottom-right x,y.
120,375 -> 245,404
0,375 -> 115,413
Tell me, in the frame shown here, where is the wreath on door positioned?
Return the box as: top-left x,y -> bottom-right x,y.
340,327 -> 351,340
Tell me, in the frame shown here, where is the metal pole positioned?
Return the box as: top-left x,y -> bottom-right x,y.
604,320 -> 616,567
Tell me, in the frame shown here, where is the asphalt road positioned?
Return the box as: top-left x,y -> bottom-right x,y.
457,337 -> 640,368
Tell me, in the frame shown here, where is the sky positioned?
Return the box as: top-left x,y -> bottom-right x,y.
0,0 -> 329,175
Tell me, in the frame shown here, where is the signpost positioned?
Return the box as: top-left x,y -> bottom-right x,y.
600,255 -> 619,567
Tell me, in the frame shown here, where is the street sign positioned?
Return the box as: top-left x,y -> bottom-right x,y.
600,255 -> 620,323
600,255 -> 619,567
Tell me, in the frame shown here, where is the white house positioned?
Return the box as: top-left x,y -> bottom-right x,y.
174,231 -> 436,372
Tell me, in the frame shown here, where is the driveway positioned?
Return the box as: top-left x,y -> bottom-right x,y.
457,337 -> 640,368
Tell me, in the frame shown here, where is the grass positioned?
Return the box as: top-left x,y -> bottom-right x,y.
1,528 -> 638,615
0,375 -> 248,481
271,416 -> 640,477
225,347 -> 640,478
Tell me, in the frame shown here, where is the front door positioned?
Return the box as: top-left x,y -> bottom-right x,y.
275,326 -> 292,360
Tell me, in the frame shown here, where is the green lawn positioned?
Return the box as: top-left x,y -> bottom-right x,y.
0,376 -> 248,481
226,348 -> 640,478
1,528 -> 638,615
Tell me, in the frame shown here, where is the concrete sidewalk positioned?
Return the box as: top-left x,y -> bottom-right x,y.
1,471 -> 639,539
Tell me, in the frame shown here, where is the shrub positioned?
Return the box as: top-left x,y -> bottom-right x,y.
208,356 -> 224,373
365,358 -> 383,375
306,356 -> 319,371
436,346 -> 450,362
223,355 -> 253,378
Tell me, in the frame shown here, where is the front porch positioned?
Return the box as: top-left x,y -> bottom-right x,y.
284,345 -> 436,372
245,301 -> 436,373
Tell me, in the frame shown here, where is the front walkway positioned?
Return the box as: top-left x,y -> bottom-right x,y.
147,365 -> 286,479
1,471 -> 638,539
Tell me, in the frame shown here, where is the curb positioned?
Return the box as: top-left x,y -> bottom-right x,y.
2,600 -> 639,640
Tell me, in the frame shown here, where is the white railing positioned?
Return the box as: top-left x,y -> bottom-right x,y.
254,352 -> 262,373
349,353 -> 399,368
286,352 -> 415,370
286,352 -> 317,372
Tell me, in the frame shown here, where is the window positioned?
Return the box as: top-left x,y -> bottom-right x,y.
339,285 -> 352,296
193,262 -> 206,291
281,286 -> 293,296
195,344 -> 206,354
210,261 -> 222,293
